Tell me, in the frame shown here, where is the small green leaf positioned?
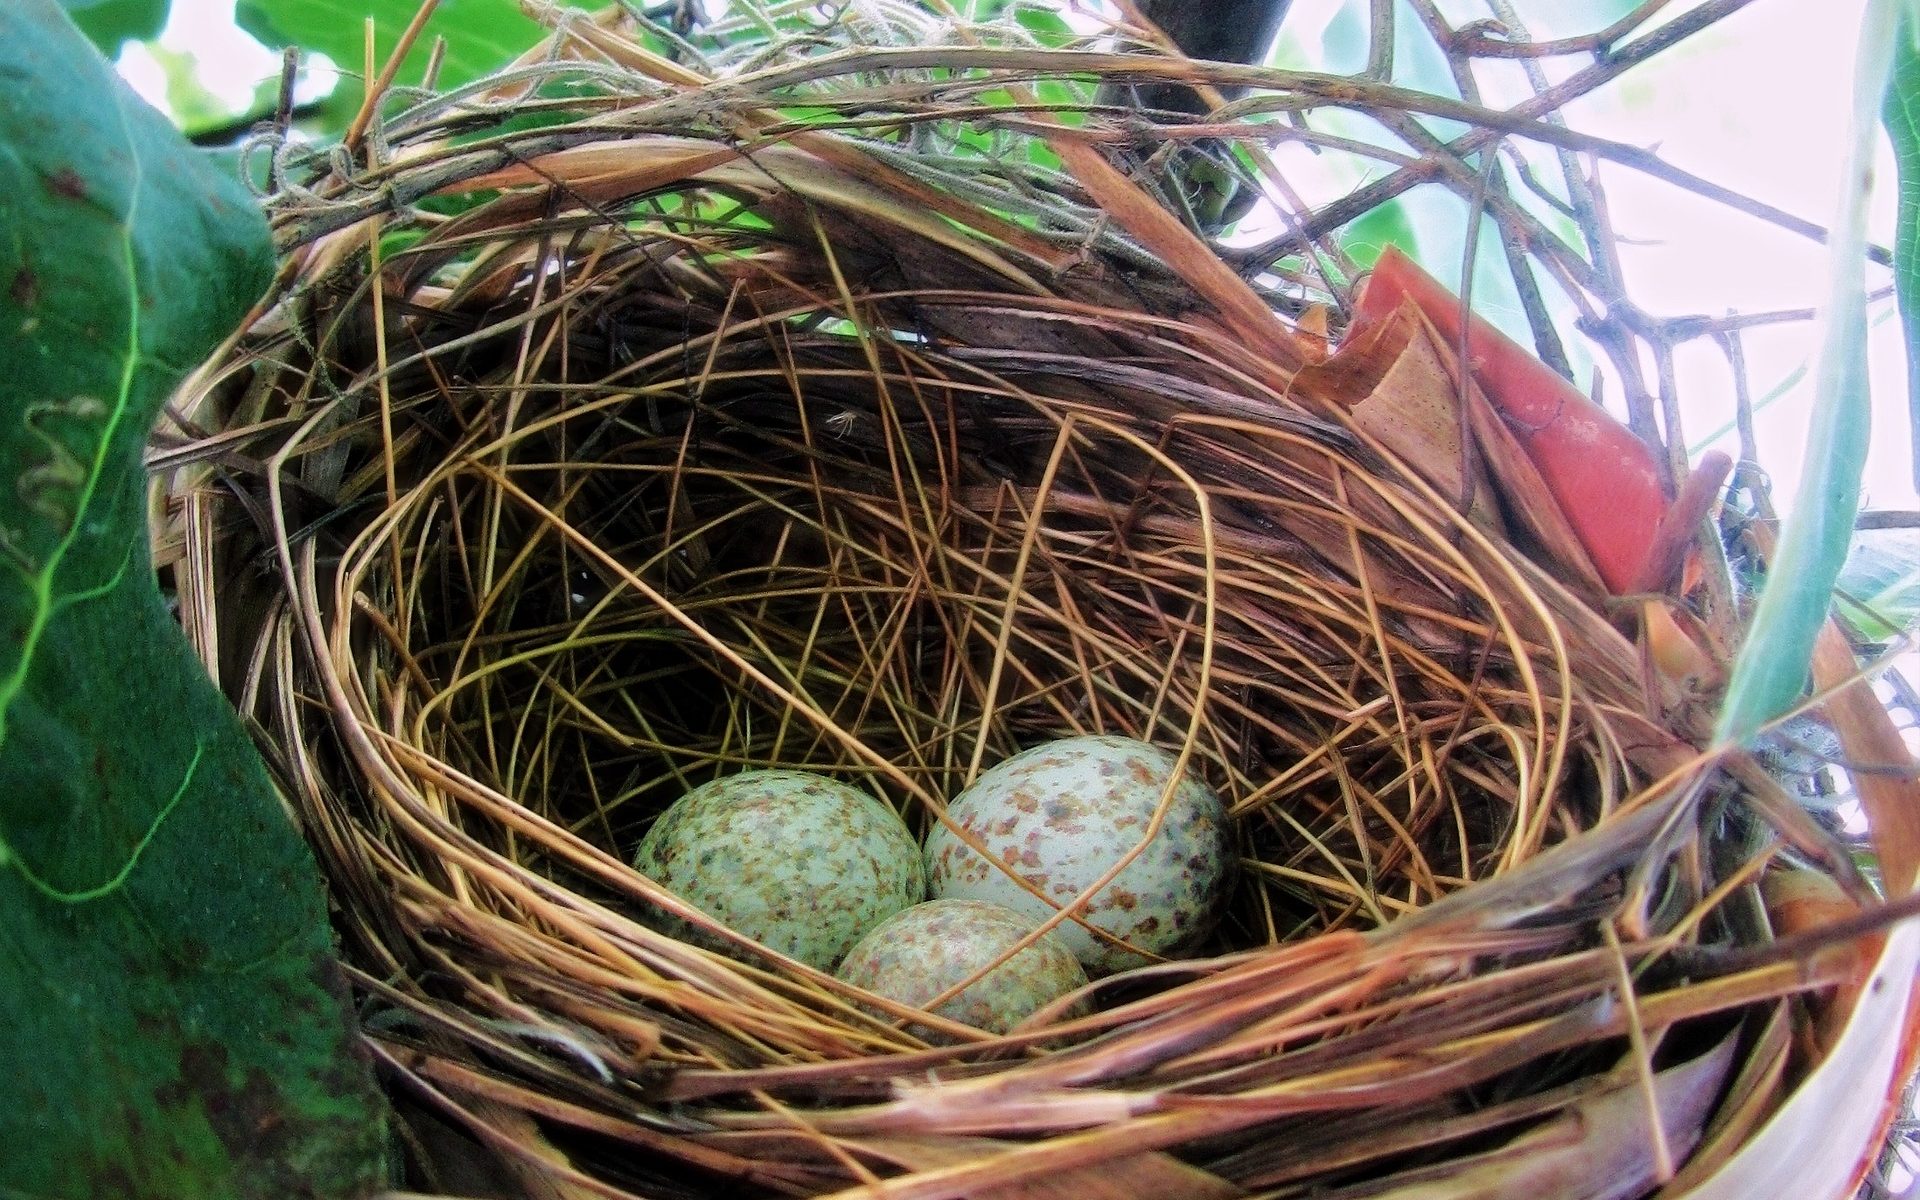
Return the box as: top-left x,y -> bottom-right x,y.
0,2 -> 389,1196
1837,525 -> 1920,641
1716,0 -> 1903,745
59,0 -> 166,53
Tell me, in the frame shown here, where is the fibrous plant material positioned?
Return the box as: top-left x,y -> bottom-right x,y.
154,3 -> 1912,1196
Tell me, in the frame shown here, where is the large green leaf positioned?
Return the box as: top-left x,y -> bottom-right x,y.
59,0 -> 167,53
0,3 -> 388,1196
236,0 -> 549,123
1715,0 -> 1902,745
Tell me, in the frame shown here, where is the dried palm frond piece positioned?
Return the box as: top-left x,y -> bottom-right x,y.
155,3 -> 1918,1197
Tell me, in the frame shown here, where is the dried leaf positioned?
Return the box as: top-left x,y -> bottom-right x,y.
1657,1007 -> 1792,1195
1350,246 -> 1668,594
1327,301 -> 1606,597
1634,452 -> 1733,596
1671,924 -> 1920,1200
844,1135 -> 1243,1200
457,139 -> 1047,295
1813,618 -> 1920,894
1459,352 -> 1607,598
1355,1032 -> 1737,1200
1762,867 -> 1870,1051
1343,306 -> 1502,536
1035,127 -> 1309,382
1294,298 -> 1415,407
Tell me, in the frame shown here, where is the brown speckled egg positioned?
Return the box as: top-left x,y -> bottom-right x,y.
836,899 -> 1089,1039
926,735 -> 1229,975
633,770 -> 923,971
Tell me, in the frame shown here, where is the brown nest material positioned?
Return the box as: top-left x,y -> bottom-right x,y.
158,6 -> 1901,1197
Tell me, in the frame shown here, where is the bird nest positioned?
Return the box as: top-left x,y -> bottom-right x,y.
159,5 -> 1897,1197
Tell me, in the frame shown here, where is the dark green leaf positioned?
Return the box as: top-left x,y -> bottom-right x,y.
0,3 -> 388,1196
201,144 -> 276,196
1715,0 -> 1899,745
1887,9 -> 1920,490
59,0 -> 166,53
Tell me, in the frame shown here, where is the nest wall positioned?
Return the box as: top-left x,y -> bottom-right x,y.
155,10 -> 1868,1197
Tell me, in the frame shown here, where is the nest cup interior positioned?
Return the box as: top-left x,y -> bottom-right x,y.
236,173 -> 1642,996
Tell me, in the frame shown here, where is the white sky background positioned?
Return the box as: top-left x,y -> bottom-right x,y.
118,0 -> 1911,516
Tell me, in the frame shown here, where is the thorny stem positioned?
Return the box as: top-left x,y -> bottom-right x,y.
1719,327 -> 1777,525
1651,338 -> 1691,492
1365,0 -> 1395,82
1474,0 -> 1592,380
1400,0 -> 1573,380
1236,0 -> 1891,273
1449,0 -> 1674,59
1573,163 -> 1664,460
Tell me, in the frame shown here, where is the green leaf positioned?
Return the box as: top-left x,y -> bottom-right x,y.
1715,0 -> 1903,746
236,0 -> 553,125
1340,197 -> 1420,273
59,0 -> 166,54
0,3 -> 389,1196
1889,6 -> 1920,491
1837,525 -> 1920,641
1012,5 -> 1075,48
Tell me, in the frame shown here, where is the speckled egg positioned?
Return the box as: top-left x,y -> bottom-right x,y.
633,770 -> 924,972
836,899 -> 1089,1039
926,735 -> 1229,975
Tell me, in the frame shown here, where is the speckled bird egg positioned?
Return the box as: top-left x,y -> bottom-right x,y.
633,770 -> 924,972
926,735 -> 1229,975
836,899 -> 1089,1039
